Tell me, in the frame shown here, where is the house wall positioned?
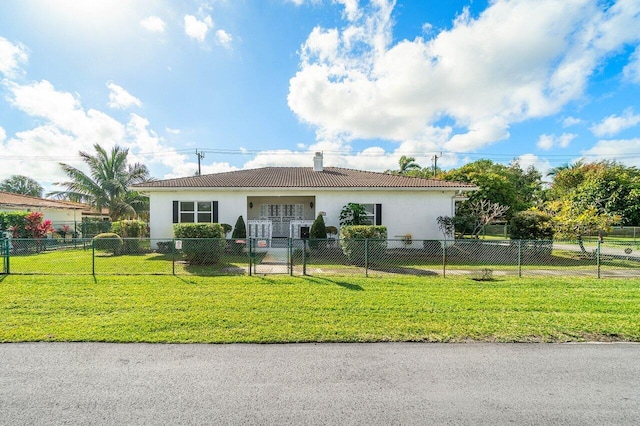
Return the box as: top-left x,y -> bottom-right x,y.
148,188 -> 457,242
0,206 -> 80,227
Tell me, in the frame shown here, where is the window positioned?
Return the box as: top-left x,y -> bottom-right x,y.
360,203 -> 382,226
173,201 -> 218,223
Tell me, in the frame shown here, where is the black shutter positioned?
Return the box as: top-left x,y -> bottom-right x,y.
213,201 -> 219,223
173,201 -> 179,223
375,204 -> 382,226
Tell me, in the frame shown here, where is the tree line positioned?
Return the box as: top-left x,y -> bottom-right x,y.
388,156 -> 640,241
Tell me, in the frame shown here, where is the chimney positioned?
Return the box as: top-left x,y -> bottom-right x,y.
313,152 -> 323,172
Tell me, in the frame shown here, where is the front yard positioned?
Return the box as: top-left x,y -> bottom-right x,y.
1,275 -> 639,343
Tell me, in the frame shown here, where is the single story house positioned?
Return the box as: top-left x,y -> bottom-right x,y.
0,191 -> 108,235
135,153 -> 477,245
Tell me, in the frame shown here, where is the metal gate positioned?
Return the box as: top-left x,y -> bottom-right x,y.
249,238 -> 291,275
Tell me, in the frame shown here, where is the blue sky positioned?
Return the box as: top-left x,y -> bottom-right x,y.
1,0 -> 640,190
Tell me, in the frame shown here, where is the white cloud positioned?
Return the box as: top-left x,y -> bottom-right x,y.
590,108 -> 640,137
184,15 -> 213,42
537,133 -> 576,150
624,46 -> 640,83
582,138 -> 640,167
215,29 -> 233,49
140,16 -> 166,33
562,116 -> 584,127
0,126 -> 5,143
165,127 -> 180,134
106,82 -> 142,109
288,0 -> 640,153
0,36 -> 28,78
517,153 -> 552,179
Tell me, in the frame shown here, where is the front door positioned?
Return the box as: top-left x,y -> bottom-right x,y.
259,204 -> 304,238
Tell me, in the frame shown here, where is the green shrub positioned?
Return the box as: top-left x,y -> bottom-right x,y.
231,216 -> 247,238
221,223 -> 233,235
173,223 -> 225,265
309,214 -> 327,249
231,216 -> 247,254
0,212 -> 29,237
111,220 -> 149,254
509,210 -> 554,240
82,218 -> 111,238
339,225 -> 387,266
93,233 -> 123,255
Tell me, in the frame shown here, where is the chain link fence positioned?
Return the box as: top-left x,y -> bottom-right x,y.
2,237 -> 639,278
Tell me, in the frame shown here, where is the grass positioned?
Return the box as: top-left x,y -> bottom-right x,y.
1,274 -> 639,343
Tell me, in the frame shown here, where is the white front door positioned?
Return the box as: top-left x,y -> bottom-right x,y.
259,204 -> 304,238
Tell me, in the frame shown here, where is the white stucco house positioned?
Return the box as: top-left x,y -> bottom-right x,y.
135,153 -> 477,244
0,191 -> 109,236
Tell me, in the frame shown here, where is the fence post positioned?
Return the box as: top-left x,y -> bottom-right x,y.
172,238 -> 175,276
302,239 -> 307,276
597,240 -> 601,279
518,240 -> 522,278
4,238 -> 9,274
289,238 -> 293,277
442,240 -> 447,278
248,238 -> 253,277
364,238 -> 369,278
92,238 -> 95,276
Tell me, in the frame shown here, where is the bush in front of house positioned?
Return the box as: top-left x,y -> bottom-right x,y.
230,216 -> 247,254
309,214 -> 327,249
93,233 -> 123,255
339,225 -> 387,266
173,223 -> 225,265
111,220 -> 149,254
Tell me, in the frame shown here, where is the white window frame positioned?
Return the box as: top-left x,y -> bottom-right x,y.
179,201 -> 214,223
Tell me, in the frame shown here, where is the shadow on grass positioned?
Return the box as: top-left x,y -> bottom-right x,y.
302,276 -> 364,291
368,265 -> 439,276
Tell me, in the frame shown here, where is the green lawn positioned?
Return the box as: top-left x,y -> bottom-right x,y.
1,275 -> 639,343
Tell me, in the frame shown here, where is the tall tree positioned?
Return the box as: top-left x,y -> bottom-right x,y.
546,161 -> 640,225
441,159 -> 542,218
49,144 -> 152,220
0,175 -> 44,197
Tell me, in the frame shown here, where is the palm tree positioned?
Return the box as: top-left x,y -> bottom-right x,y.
49,144 -> 152,220
397,156 -> 421,174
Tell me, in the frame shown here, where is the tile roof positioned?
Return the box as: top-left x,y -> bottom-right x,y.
0,191 -> 88,210
135,167 -> 477,189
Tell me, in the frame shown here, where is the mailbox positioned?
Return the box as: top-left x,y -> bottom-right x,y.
300,226 -> 310,240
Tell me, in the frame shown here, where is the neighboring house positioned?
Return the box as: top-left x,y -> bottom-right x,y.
0,191 -> 108,235
135,153 -> 477,245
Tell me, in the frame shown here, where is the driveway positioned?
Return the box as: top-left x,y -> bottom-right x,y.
1,343 -> 638,425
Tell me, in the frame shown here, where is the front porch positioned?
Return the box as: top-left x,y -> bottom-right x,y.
246,196 -> 316,239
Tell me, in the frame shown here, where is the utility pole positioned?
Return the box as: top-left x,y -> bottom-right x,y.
432,152 -> 442,177
195,149 -> 205,176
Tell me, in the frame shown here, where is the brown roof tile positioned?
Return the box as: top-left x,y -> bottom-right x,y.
135,167 -> 477,189
0,191 -> 88,210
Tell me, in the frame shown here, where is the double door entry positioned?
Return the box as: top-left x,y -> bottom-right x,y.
259,204 -> 304,238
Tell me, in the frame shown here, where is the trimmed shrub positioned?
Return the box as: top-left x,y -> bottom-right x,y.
309,214 -> 327,249
111,220 -> 148,254
93,233 -> 123,255
339,225 -> 387,266
509,210 -> 554,240
173,223 -> 225,265
231,216 -> 247,254
231,216 -> 247,238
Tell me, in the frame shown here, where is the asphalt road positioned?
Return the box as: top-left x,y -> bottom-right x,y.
1,342 -> 639,425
